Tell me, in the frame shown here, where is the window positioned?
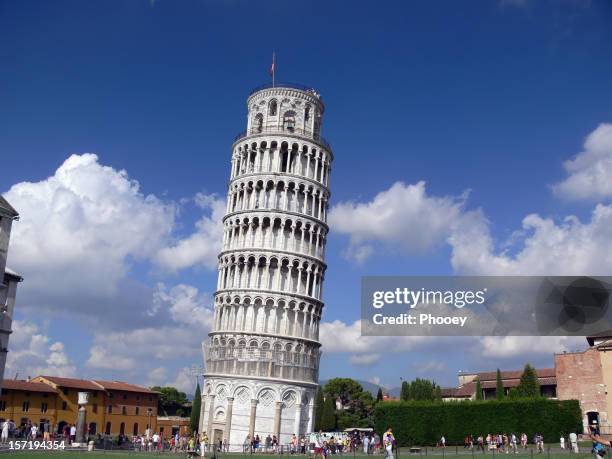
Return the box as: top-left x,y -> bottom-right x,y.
22,401 -> 29,412
62,388 -> 68,395
135,407 -> 140,415
305,106 -> 311,121
41,402 -> 48,413
108,393 -> 114,399
61,401 -> 67,410
135,395 -> 140,402
0,401 -> 6,411
148,396 -> 153,402
92,404 -> 98,414
269,100 -> 277,116
121,406 -> 127,415
108,405 -> 113,414
105,422 -> 111,435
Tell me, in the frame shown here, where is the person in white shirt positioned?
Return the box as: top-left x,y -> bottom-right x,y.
1,421 -> 9,443
152,432 -> 160,450
69,424 -> 76,444
560,435 -> 565,450
30,425 -> 37,439
441,436 -> 446,448
364,435 -> 370,454
569,432 -> 579,453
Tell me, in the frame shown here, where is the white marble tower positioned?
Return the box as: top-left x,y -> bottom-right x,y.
200,83 -> 332,449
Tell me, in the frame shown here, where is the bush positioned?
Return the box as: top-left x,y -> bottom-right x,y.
374,398 -> 582,446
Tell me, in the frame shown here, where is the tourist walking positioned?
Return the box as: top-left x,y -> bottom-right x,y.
570,432 -> 579,453
590,425 -> 610,459
384,428 -> 395,459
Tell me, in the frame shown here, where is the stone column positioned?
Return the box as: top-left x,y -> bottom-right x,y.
294,403 -> 303,436
223,397 -> 234,443
207,394 -> 216,438
74,391 -> 90,445
248,399 -> 258,438
306,399 -> 314,433
199,394 -> 207,436
274,401 -> 282,440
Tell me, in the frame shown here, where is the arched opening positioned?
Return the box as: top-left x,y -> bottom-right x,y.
254,113 -> 263,133
588,412 -> 600,428
133,423 -> 139,436
283,110 -> 296,132
269,100 -> 277,117
119,422 -> 125,436
105,422 -> 111,435
89,422 -> 97,435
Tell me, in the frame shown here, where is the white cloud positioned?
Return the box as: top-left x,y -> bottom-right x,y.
349,353 -> 381,366
479,336 -> 585,358
152,283 -> 215,329
450,204 -> 612,275
553,123 -> 612,201
6,320 -> 76,378
167,367 -> 197,395
85,282 -> 212,382
5,154 -> 175,302
154,193 -> 225,272
329,181 -> 467,263
367,376 -> 382,386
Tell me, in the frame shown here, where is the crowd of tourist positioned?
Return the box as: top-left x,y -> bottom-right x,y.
0,419 -> 76,443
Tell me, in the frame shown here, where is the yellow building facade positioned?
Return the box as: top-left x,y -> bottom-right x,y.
0,376 -> 159,437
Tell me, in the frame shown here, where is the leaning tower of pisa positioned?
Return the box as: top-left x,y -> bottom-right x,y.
200,83 -> 332,449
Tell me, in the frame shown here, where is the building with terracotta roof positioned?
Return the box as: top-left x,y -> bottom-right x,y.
441,367 -> 557,402
0,375 -> 161,438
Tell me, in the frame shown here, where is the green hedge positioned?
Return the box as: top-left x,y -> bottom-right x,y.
374,398 -> 582,447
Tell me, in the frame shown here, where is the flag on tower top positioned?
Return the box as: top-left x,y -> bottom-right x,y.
269,52 -> 275,76
269,52 -> 276,87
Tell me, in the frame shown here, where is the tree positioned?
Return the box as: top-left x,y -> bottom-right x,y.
377,387 -> 384,402
322,378 -> 375,429
321,395 -> 336,430
475,378 -> 483,400
151,386 -> 190,416
496,369 -> 505,400
400,378 -> 439,402
513,364 -> 541,398
400,381 -> 410,401
314,388 -> 325,430
190,383 -> 201,434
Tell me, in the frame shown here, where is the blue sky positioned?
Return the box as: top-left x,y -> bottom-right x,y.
2,0 -> 612,393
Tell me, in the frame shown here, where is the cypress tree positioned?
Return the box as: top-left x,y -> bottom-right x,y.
376,387 -> 384,402
496,369 -> 504,400
190,383 -> 201,434
475,377 -> 483,400
400,381 -> 409,401
314,388 -> 325,430
516,364 -> 541,398
321,395 -> 336,431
